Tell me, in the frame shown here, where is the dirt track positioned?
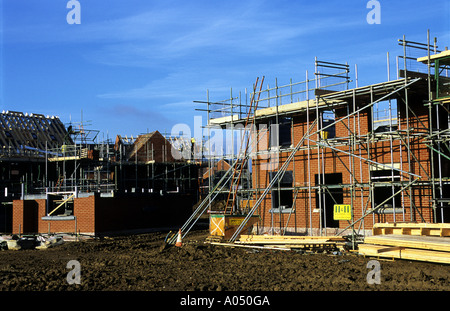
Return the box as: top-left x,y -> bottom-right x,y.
0,229 -> 449,293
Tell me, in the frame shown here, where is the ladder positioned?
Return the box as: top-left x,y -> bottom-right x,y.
224,76 -> 265,215
166,157 -> 239,244
56,175 -> 64,192
166,83 -> 269,244
166,132 -> 265,245
228,77 -> 424,242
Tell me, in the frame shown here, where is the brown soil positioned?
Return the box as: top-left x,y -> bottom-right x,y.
0,229 -> 449,294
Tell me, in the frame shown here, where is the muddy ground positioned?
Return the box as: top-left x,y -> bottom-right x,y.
0,228 -> 448,306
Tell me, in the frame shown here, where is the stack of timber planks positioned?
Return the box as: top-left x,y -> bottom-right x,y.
236,234 -> 347,251
358,222 -> 450,264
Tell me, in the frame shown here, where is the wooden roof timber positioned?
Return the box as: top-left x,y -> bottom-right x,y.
0,111 -> 70,153
209,78 -> 425,125
417,49 -> 450,65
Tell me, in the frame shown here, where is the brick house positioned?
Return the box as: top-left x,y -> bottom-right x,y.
115,130 -> 176,163
249,78 -> 440,236
205,52 -> 449,237
10,129 -> 200,236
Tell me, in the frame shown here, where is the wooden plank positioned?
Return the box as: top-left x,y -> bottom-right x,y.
358,244 -> 450,264
364,234 -> 450,252
237,240 -> 341,245
48,194 -> 75,216
417,50 -> 450,63
373,222 -> 450,237
376,246 -> 405,254
48,156 -> 81,162
237,235 -> 347,250
239,234 -> 346,242
279,243 -> 346,250
373,222 -> 450,229
441,228 -> 450,237
420,228 -> 431,236
209,242 -> 291,251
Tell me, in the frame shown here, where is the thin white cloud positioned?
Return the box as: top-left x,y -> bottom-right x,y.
97,70 -> 233,101
103,103 -> 171,124
98,72 -> 199,99
81,2 -> 364,68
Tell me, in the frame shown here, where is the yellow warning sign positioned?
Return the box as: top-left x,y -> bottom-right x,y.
333,204 -> 352,220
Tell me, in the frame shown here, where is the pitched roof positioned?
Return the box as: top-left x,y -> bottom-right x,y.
0,110 -> 71,157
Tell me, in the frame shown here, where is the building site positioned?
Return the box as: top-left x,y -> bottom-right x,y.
1,29 -> 449,288
164,31 -> 450,265
0,112 -> 203,237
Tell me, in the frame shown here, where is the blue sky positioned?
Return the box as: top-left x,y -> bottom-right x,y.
1,0 -> 449,141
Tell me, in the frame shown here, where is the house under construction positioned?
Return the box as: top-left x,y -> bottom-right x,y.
1,113 -> 202,236
179,31 -> 449,245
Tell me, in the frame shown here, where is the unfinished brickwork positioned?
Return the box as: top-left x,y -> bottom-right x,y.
200,40 -> 450,240
251,90 -> 436,235
13,196 -> 95,235
253,78 -> 442,233
12,192 -> 196,236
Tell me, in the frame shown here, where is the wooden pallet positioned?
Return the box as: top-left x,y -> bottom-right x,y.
372,222 -> 450,237
358,243 -> 450,264
364,234 -> 450,252
236,234 -> 347,250
359,222 -> 450,264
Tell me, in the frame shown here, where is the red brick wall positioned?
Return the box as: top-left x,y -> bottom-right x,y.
252,99 -> 434,234
133,132 -> 175,163
149,133 -> 175,163
12,199 -> 24,234
13,196 -> 96,235
12,193 -> 194,235
73,196 -> 96,234
12,199 -> 38,234
36,196 -> 96,234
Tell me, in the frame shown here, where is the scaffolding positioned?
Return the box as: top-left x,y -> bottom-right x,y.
187,31 -> 449,244
0,114 -> 202,202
